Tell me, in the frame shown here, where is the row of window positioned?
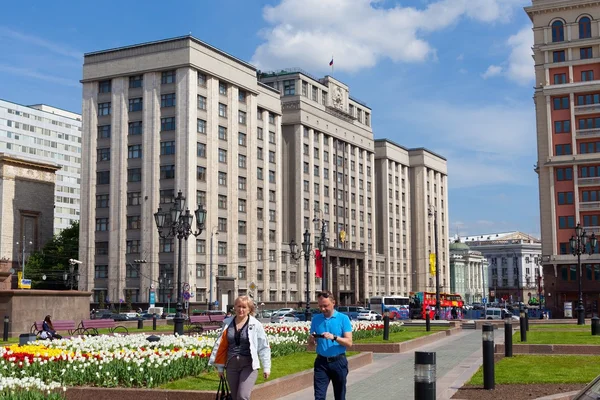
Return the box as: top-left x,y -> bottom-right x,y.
553,70 -> 595,84
555,166 -> 600,180
551,17 -> 591,43
553,47 -> 593,63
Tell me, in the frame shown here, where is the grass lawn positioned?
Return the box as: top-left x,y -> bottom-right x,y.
513,330 -> 600,344
467,355 -> 600,385
354,326 -> 448,344
161,351 -> 359,391
529,324 -> 590,330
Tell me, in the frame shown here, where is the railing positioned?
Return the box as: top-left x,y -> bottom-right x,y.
578,177 -> 600,186
576,127 -> 600,138
575,104 -> 600,115
580,201 -> 600,210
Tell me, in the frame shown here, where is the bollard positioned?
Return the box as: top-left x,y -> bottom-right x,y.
519,312 -> 527,342
525,311 -> 529,332
414,351 -> 436,400
504,317 -> 513,357
592,316 -> 599,336
425,310 -> 431,332
482,324 -> 495,390
138,318 -> 143,330
152,315 -> 157,331
383,312 -> 390,341
3,316 -> 9,341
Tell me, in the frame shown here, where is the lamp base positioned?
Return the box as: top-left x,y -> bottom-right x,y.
174,301 -> 185,335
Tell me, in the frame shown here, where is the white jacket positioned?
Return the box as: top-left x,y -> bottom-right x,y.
208,315 -> 271,373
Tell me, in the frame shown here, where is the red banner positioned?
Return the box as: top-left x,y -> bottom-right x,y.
315,249 -> 323,278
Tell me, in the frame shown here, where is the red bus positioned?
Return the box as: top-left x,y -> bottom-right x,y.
409,292 -> 464,319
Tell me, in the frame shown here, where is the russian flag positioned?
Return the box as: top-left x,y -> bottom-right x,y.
329,58 -> 333,66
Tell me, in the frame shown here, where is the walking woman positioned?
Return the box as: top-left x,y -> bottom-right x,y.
209,296 -> 271,400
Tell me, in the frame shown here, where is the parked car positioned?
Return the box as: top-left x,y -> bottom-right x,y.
357,310 -> 381,321
260,309 -> 275,318
337,306 -> 364,320
272,308 -> 295,317
484,308 -> 519,320
270,313 -> 299,323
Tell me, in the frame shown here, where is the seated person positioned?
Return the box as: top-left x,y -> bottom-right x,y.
41,315 -> 62,340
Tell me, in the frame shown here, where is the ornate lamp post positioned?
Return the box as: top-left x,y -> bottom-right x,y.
154,190 -> 206,335
428,206 -> 440,320
569,223 -> 597,325
64,259 -> 80,290
289,229 -> 313,322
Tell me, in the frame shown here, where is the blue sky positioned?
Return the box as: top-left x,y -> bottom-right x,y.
0,0 -> 538,237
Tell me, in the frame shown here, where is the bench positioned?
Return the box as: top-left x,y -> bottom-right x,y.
30,320 -> 82,337
78,319 -> 128,335
187,315 -> 222,335
210,314 -> 226,324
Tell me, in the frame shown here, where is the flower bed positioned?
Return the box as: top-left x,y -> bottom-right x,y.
0,321 -> 399,398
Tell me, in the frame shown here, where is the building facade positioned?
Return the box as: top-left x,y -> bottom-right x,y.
526,0 -> 600,316
449,240 -> 485,304
460,232 -> 542,305
0,100 -> 82,233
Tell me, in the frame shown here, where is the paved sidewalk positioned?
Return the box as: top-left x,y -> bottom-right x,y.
279,327 -> 506,400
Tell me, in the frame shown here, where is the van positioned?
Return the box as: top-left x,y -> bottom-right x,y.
485,308 -> 518,320
337,306 -> 366,320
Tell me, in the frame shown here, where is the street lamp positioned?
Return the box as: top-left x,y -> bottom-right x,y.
428,206 -> 440,320
512,251 -> 523,314
154,190 -> 206,335
289,229 -> 313,322
313,210 -> 328,291
569,223 -> 597,325
64,259 -> 81,290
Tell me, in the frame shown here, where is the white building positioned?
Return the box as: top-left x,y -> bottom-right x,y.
0,99 -> 82,233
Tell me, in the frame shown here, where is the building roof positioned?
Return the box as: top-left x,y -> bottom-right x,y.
458,231 -> 541,245
449,240 -> 470,252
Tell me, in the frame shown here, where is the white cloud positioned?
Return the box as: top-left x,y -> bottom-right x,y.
482,65 -> 503,79
506,27 -> 535,84
0,64 -> 80,88
252,0 -> 526,72
0,27 -> 82,60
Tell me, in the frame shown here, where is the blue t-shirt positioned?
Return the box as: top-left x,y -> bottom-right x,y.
310,310 -> 352,357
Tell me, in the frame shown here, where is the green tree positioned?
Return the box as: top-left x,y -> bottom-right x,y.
26,221 -> 79,290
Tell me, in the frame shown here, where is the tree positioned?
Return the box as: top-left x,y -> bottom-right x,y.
26,221 -> 79,290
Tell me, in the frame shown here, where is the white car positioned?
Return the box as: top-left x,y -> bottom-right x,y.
357,310 -> 381,321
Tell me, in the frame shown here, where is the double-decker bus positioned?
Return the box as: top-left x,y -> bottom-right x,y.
369,295 -> 410,320
409,292 -> 464,319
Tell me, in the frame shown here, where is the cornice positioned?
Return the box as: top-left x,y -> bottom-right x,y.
525,1 -> 600,21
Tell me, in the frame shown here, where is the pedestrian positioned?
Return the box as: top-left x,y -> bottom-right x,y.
209,295 -> 271,400
451,306 -> 457,320
41,315 -> 62,340
309,290 -> 353,400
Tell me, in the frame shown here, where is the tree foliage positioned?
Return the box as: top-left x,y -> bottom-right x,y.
26,221 -> 79,290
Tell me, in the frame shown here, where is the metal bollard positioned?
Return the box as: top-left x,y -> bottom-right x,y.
138,318 -> 143,329
152,315 -> 157,331
414,351 -> 436,400
504,317 -> 513,357
425,310 -> 431,332
592,316 -> 599,336
482,324 -> 495,390
383,313 -> 390,341
520,312 -> 527,342
525,311 -> 529,332
3,316 -> 9,341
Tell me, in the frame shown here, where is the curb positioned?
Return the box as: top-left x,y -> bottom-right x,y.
350,326 -> 462,353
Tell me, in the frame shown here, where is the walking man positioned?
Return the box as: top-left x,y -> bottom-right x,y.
309,290 -> 353,400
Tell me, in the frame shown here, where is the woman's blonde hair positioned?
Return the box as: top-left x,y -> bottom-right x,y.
234,296 -> 256,316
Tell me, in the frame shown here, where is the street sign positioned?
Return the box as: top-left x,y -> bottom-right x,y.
183,291 -> 191,300
214,300 -> 219,306
19,279 -> 31,289
183,283 -> 191,292
249,282 -> 257,290
482,298 -> 487,304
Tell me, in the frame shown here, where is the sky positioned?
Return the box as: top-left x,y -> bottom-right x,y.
0,0 -> 539,237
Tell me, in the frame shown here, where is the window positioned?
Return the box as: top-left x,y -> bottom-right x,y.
161,117 -> 175,131
581,47 -> 593,59
218,148 -> 227,163
554,120 -> 571,133
238,111 -> 246,125
239,90 -> 246,103
97,148 -> 110,161
553,97 -> 569,110
583,71 -> 595,81
269,209 -> 276,222
127,215 -> 141,230
96,194 -> 109,208
99,80 -> 111,93
197,142 -> 206,158
128,168 -> 141,182
558,216 -> 576,229
238,220 -> 247,234
159,238 -> 173,252
556,167 -> 573,181
238,266 -> 247,279
128,98 -> 143,112
269,190 -> 276,202
95,265 -> 108,279
218,242 -> 227,255
97,171 -> 110,185
161,93 -> 176,108
257,147 -> 263,160
129,75 -> 143,88
578,118 -> 600,130
196,239 -> 206,254
197,119 -> 206,135
283,79 -> 295,95
98,102 -> 111,116
218,126 -> 227,140
238,154 -> 246,168
555,144 -> 572,155
128,192 -> 142,206
218,264 -> 227,276
269,131 -> 276,144
198,72 -> 207,86
269,150 -> 275,163
98,125 -> 111,138
268,113 -> 275,124
269,170 -> 275,183
219,82 -> 227,95
197,95 -> 206,110
218,195 -> 227,209
554,73 -> 567,84
128,121 -> 142,135
161,141 -> 175,155
218,172 -> 227,186
160,165 -> 175,179
553,50 -> 565,62
580,17 -> 592,39
239,199 -> 246,213
312,86 -> 318,101
302,81 -> 308,96
197,191 -> 206,206
197,166 -> 206,181
219,103 -> 227,118
552,20 -> 565,42
159,190 -> 174,204
128,144 -> 142,159
196,264 -> 206,278
96,218 -> 109,231
323,91 -> 328,106
239,132 -> 247,147
161,70 -> 176,84
257,167 -> 263,180
558,192 -> 574,205
239,176 -> 247,190
257,127 -> 263,140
